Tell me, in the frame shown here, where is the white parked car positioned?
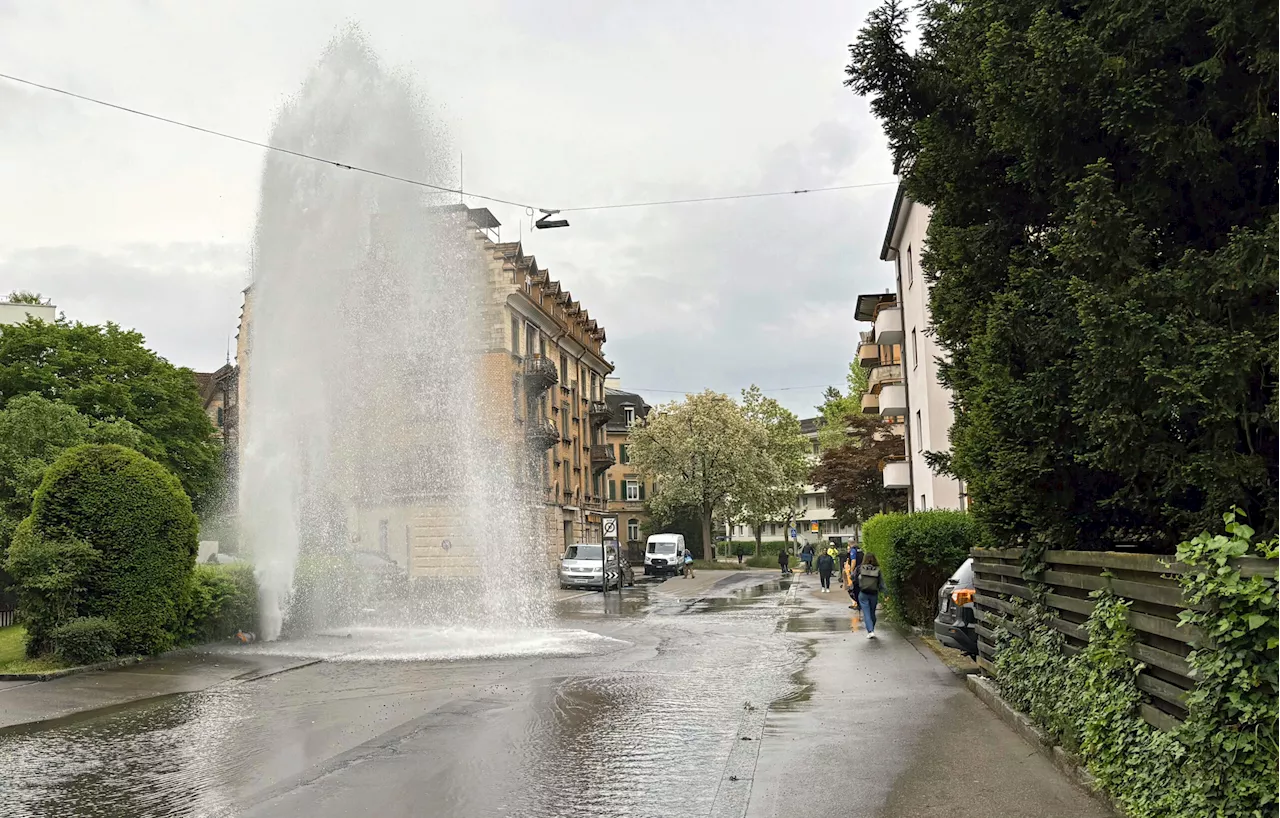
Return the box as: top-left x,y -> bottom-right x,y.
559,543 -> 632,590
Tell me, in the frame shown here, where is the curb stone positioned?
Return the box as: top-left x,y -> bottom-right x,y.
0,654 -> 149,682
966,674 -> 1124,816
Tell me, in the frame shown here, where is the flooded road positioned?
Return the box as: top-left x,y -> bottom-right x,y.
0,572 -> 1110,818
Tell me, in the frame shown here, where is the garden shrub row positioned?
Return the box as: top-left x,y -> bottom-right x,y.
860,510 -> 977,627
4,444 -> 259,663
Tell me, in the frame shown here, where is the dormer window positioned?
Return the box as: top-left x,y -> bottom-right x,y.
623,405 -> 635,426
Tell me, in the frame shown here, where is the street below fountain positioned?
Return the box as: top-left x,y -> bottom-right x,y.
0,572 -> 1110,818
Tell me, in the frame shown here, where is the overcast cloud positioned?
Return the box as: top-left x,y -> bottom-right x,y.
0,0 -> 897,417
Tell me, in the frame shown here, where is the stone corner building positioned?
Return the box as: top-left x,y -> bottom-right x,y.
236,206 -> 613,576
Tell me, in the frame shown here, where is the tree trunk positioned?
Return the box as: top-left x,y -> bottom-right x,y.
700,505 -> 714,562
754,527 -> 762,557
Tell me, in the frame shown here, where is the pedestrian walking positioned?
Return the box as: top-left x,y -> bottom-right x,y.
843,552 -> 859,609
777,547 -> 791,576
684,550 -> 696,579
800,543 -> 814,574
857,554 -> 885,638
816,549 -> 835,592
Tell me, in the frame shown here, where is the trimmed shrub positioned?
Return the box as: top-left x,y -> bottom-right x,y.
29,444 -> 198,655
861,511 -> 977,627
4,518 -> 101,657
51,616 -> 119,665
182,563 -> 259,643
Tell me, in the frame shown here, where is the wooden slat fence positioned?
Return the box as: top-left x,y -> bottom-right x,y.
971,547 -> 1276,733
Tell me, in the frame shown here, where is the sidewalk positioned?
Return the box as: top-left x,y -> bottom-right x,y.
0,650 -> 318,730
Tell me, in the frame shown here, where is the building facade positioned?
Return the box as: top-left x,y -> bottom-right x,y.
854,291 -> 911,493
601,380 -> 653,551
879,185 -> 965,511
0,297 -> 56,326
235,206 -> 615,575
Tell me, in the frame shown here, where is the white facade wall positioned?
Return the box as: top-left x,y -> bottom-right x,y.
888,197 -> 964,511
0,302 -> 55,326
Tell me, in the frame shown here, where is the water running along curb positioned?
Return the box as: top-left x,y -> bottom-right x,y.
966,674 -> 1123,816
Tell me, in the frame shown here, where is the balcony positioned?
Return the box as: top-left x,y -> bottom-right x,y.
860,392 -> 879,414
879,384 -> 907,417
588,401 -> 611,428
868,363 -> 903,391
589,443 -> 616,473
882,459 -> 910,489
523,355 -> 558,393
526,420 -> 560,450
858,342 -> 880,369
874,306 -> 904,347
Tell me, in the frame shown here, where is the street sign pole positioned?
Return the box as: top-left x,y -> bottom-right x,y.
601,515 -> 619,595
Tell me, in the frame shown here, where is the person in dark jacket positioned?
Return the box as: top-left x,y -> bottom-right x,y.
816,550 -> 835,593
857,554 -> 885,638
777,547 -> 791,576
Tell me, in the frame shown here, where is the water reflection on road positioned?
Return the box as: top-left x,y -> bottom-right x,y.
0,574 -> 809,818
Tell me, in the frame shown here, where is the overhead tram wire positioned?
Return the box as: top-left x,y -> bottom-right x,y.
627,385 -> 832,395
0,70 -> 897,215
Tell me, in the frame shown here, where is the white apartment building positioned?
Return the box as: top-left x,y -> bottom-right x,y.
880,184 -> 966,511
0,298 -> 56,326
728,417 -> 860,544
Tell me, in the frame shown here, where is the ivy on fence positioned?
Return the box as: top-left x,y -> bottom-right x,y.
990,509 -> 1277,818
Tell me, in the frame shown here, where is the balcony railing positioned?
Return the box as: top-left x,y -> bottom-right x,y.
882,459 -> 910,489
523,354 -> 559,393
588,400 -> 611,428
874,306 -> 904,347
526,420 -> 560,451
857,343 -> 880,368
879,384 -> 907,417
589,444 -> 616,473
868,363 -> 903,390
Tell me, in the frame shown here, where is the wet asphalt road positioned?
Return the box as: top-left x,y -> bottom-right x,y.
0,572 -> 1109,818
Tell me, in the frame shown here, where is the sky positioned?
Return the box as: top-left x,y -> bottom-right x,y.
0,0 -> 900,418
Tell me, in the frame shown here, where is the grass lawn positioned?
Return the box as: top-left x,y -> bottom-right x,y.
0,624 -> 69,675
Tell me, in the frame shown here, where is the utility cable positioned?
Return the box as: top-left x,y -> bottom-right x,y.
627,384 -> 832,395
0,70 -> 896,214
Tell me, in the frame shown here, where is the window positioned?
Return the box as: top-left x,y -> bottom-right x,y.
623,405 -> 635,426
907,245 -> 914,288
812,441 -> 820,456
525,324 -> 536,359
625,480 -> 640,501
620,444 -> 629,464
216,406 -> 223,426
560,353 -> 569,380
511,317 -> 520,354
627,519 -> 640,542
378,519 -> 389,553
609,480 -> 616,500
920,494 -> 927,510
591,373 -> 598,400
816,494 -> 826,509
911,328 -> 919,369
799,495 -> 808,508
916,411 -> 923,451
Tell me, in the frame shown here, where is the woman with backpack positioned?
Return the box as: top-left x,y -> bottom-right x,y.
856,554 -> 884,638
815,548 -> 835,592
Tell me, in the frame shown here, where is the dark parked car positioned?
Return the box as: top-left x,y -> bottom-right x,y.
934,558 -> 978,657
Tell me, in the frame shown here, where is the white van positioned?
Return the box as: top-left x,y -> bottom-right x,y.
644,533 -> 687,577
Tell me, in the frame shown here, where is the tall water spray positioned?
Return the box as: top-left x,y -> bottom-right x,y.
239,31 -> 550,641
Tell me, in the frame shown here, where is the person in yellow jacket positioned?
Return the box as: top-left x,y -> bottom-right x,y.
842,558 -> 858,610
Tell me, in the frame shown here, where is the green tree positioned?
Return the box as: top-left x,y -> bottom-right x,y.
0,319 -> 220,508
847,0 -> 1278,552
0,395 -> 143,554
628,391 -> 767,563
816,362 -> 869,451
23,444 -> 198,655
810,413 -> 908,528
737,386 -> 810,555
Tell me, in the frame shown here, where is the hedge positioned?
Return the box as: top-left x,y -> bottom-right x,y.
28,444 -> 198,655
51,616 -> 119,665
861,510 -> 977,627
4,519 -> 101,656
183,563 -> 259,643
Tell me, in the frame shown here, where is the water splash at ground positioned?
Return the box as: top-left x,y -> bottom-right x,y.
238,28 -> 548,640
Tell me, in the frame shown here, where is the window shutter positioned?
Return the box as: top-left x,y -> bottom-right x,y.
609,480 -> 616,500
639,482 -> 646,500
620,444 -> 628,464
